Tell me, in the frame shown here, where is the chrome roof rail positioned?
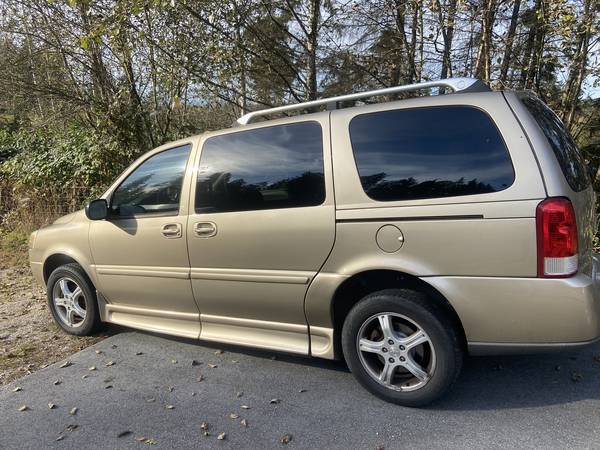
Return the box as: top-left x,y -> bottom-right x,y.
236,77 -> 489,125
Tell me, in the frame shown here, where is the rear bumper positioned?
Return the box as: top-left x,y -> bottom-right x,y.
425,254 -> 600,355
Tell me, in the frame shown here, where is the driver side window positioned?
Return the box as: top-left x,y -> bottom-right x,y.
110,144 -> 191,217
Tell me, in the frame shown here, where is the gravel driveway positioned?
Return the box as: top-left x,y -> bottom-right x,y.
1,330 -> 600,449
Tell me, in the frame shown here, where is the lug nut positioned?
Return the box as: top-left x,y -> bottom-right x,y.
382,348 -> 388,353
388,358 -> 395,363
399,345 -> 405,351
400,356 -> 406,362
388,339 -> 394,345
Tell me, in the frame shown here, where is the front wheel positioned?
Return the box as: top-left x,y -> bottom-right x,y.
47,263 -> 101,336
341,289 -> 463,407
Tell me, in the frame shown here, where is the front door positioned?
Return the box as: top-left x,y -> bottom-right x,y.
90,143 -> 200,338
186,116 -> 335,354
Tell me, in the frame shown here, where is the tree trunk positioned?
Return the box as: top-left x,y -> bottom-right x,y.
560,0 -> 596,130
474,0 -> 497,83
525,0 -> 545,90
438,0 -> 458,80
498,0 -> 521,86
306,0 -> 321,101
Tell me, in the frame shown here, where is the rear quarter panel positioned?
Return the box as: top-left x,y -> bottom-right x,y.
306,92 -> 546,331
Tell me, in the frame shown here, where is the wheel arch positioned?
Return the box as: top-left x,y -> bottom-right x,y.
329,269 -> 467,359
43,253 -> 95,288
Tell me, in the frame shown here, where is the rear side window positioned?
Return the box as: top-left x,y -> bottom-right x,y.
349,106 -> 515,202
195,122 -> 325,213
517,93 -> 590,192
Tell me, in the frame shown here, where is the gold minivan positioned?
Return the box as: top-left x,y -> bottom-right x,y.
28,78 -> 599,406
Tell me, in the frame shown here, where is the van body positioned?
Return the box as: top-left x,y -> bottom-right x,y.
29,79 -> 599,405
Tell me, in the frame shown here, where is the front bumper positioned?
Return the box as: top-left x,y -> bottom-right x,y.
425,255 -> 600,354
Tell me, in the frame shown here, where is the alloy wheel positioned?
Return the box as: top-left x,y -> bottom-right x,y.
356,312 -> 436,392
52,277 -> 87,328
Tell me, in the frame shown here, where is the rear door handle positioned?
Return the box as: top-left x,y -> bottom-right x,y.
194,221 -> 217,238
161,223 -> 182,239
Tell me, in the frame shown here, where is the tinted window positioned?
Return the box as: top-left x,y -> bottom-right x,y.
111,145 -> 191,216
195,122 -> 325,213
518,93 -> 590,192
350,106 -> 514,202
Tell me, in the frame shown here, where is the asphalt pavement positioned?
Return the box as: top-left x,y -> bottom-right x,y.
1,330 -> 600,449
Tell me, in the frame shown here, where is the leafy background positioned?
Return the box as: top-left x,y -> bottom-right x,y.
0,0 -> 598,237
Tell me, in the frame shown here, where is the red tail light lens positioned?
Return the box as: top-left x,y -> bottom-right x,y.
536,197 -> 578,278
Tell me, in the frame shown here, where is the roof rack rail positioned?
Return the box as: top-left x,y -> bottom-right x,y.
237,77 -> 489,125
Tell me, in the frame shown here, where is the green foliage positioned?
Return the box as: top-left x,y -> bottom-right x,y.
0,127 -> 129,196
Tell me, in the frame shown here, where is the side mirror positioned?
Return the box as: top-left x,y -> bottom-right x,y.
85,199 -> 108,220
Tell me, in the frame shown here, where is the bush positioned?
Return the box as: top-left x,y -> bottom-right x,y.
0,126 -> 136,230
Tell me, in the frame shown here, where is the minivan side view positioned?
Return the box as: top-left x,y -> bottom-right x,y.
28,78 -> 599,406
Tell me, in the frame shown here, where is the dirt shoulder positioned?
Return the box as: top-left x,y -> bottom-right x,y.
0,233 -> 107,385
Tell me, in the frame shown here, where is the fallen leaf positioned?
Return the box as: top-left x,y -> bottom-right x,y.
146,398 -> 156,403
280,434 -> 292,444
53,380 -> 61,386
117,430 -> 132,438
208,364 -> 217,369
191,360 -> 201,366
167,386 -> 174,392
64,424 -> 78,432
231,359 -> 239,364
214,350 -> 223,355
18,405 -> 29,412
12,386 -> 22,392
105,361 -> 115,367
60,361 -> 72,368
240,419 -> 248,427
200,422 -> 209,430
88,366 -> 96,371
298,389 -> 307,393
55,436 -> 64,442
81,375 -> 88,379
270,398 -> 280,404
240,405 -> 250,410
217,432 -> 226,440
197,374 -> 204,382
95,350 -> 103,355
166,405 -> 175,410
236,391 -> 243,398
111,344 -> 118,349
105,385 -> 113,389
191,392 -> 196,397
171,359 -> 178,364
135,351 -> 144,356
48,402 -> 56,409
70,407 -> 78,415
136,437 -> 157,445
229,413 -> 239,419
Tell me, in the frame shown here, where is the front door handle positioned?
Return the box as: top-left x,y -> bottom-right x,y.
161,223 -> 182,239
194,221 -> 217,238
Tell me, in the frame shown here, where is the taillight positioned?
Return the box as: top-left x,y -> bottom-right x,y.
536,197 -> 578,278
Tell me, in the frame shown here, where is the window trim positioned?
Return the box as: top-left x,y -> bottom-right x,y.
193,120 -> 326,215
107,144 -> 192,220
348,104 -> 516,203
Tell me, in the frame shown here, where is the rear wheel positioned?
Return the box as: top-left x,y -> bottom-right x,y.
47,263 -> 101,336
341,289 -> 463,407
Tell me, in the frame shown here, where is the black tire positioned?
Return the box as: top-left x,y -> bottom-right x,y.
46,263 -> 101,336
341,289 -> 463,407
